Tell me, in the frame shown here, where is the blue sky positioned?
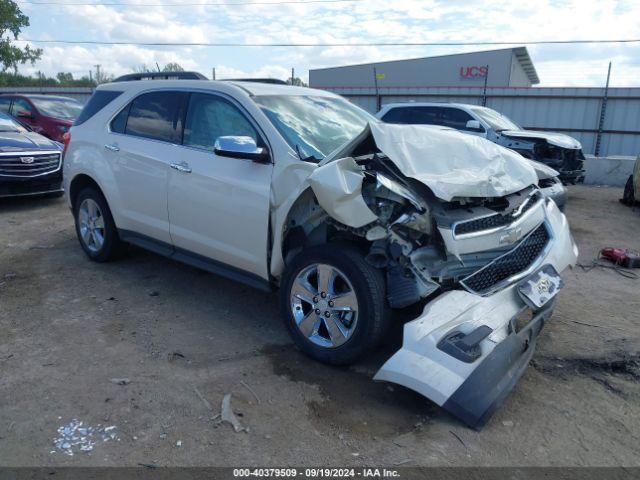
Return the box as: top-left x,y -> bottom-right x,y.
16,0 -> 640,86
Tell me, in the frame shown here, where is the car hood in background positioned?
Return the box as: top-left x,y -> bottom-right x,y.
524,158 -> 559,180
0,131 -> 62,152
325,122 -> 538,202
500,129 -> 582,150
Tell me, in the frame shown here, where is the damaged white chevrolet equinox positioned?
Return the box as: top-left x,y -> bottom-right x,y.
64,76 -> 578,428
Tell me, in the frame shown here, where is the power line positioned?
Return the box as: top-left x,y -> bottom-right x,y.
13,38 -> 640,47
18,0 -> 362,5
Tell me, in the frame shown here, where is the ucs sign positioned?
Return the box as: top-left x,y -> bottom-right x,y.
460,66 -> 488,79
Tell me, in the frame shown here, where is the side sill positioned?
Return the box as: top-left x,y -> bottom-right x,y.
118,229 -> 273,293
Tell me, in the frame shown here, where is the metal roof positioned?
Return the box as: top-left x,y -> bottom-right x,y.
311,47 -> 540,85
512,47 -> 540,85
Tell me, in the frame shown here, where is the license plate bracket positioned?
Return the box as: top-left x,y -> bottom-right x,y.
517,264 -> 564,309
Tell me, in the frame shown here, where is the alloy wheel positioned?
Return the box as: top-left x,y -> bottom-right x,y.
290,263 -> 359,348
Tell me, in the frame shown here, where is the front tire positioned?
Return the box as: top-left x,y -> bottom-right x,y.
280,244 -> 391,365
73,187 -> 126,262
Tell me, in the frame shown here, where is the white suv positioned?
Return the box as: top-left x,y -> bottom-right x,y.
64,75 -> 578,428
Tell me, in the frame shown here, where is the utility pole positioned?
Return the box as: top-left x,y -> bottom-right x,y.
482,64 -> 489,106
212,68 -> 216,80
291,67 -> 295,85
594,61 -> 612,157
94,64 -> 101,83
373,66 -> 381,112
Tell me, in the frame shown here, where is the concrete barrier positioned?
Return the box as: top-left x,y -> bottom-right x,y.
584,155 -> 637,187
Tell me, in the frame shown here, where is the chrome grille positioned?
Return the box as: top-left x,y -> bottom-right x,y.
460,223 -> 550,295
0,152 -> 61,177
453,194 -> 540,236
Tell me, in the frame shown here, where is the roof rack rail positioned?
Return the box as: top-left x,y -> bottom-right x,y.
113,71 -> 208,82
223,78 -> 288,85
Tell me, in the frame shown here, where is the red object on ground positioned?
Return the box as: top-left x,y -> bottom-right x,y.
600,247 -> 640,268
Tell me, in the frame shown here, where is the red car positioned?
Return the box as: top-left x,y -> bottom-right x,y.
0,94 -> 83,143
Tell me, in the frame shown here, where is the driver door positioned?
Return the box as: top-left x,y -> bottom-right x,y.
167,92 -> 273,280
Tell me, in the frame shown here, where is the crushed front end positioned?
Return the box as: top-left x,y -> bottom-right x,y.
374,192 -> 577,428
303,123 -> 578,428
495,132 -> 586,185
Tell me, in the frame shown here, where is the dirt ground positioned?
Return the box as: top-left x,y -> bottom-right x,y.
0,185 -> 639,467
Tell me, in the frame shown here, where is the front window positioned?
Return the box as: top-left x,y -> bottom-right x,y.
0,112 -> 27,132
470,107 -> 520,132
30,97 -> 83,120
253,95 -> 372,161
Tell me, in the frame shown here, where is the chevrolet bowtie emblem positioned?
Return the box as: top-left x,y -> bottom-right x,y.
499,227 -> 522,245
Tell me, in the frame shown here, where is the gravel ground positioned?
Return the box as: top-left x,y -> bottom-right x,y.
0,185 -> 639,467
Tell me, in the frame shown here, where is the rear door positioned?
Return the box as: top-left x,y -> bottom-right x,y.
167,92 -> 273,280
105,90 -> 188,245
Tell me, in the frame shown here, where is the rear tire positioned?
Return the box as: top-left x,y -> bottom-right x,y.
280,244 -> 391,365
73,187 -> 127,262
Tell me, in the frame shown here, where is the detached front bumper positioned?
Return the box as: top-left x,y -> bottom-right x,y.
374,200 -> 578,428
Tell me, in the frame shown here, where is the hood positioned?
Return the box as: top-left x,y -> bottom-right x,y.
500,129 -> 582,150
0,131 -> 61,152
325,122 -> 538,202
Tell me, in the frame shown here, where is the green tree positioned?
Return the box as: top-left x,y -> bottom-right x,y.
163,62 -> 184,72
0,0 -> 42,72
56,71 -> 74,84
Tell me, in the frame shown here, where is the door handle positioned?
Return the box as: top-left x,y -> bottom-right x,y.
170,162 -> 192,173
104,144 -> 120,152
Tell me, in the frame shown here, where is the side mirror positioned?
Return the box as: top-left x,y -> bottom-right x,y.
465,119 -> 483,132
213,136 -> 269,163
17,110 -> 33,119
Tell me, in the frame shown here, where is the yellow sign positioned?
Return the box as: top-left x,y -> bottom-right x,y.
375,73 -> 385,80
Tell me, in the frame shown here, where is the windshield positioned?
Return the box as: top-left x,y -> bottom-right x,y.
470,107 -> 521,131
31,97 -> 83,120
0,112 -> 27,132
253,95 -> 373,161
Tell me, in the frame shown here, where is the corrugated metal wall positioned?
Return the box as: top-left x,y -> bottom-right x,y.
0,87 -> 94,103
324,86 -> 640,156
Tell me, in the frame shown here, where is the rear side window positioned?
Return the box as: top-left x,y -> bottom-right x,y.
75,90 -> 122,126
110,104 -> 130,133
125,91 -> 187,143
382,106 -> 440,125
381,107 -> 414,124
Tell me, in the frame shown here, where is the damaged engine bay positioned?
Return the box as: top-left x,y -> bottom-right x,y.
302,152 -> 548,310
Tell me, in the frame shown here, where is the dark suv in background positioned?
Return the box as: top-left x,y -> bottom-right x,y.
0,111 -> 63,198
0,94 -> 83,142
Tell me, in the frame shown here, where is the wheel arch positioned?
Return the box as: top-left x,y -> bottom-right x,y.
69,174 -> 104,209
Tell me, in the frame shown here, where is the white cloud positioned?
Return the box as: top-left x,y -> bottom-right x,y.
16,0 -> 640,86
